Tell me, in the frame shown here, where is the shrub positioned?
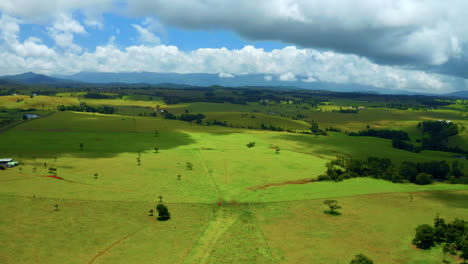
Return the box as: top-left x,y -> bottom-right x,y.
415,173 -> 434,185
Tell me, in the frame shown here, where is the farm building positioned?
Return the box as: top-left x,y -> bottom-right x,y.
0,159 -> 12,165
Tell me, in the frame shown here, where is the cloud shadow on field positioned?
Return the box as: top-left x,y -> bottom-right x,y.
423,191 -> 468,209
0,131 -> 197,159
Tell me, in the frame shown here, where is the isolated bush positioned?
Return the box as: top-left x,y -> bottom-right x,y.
412,224 -> 434,249
317,175 -> 331,181
415,173 -> 434,185
156,204 -> 171,221
0,165 -> 5,170
349,254 -> 373,264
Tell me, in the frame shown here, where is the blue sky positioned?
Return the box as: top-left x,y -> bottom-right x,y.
0,0 -> 467,93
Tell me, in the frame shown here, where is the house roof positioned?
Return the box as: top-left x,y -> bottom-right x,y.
0,159 -> 12,162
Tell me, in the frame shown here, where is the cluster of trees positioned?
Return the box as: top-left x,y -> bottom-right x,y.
83,92 -> 118,99
412,215 -> 468,262
325,127 -> 342,132
206,119 -> 228,127
163,111 -> 205,124
309,120 -> 327,135
323,156 -> 467,184
260,123 -> 286,132
335,108 -> 358,113
56,104 -> 115,114
419,121 -> 466,154
348,129 -> 410,141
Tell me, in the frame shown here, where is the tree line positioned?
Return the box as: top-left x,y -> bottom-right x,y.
349,129 -> 410,141
162,111 -> 205,124
323,156 -> 467,184
56,104 -> 115,114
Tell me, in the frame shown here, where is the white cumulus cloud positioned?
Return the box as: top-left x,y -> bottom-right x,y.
218,73 -> 234,78
279,72 -> 297,82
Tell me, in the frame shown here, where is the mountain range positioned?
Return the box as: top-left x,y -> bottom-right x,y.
0,72 -> 467,98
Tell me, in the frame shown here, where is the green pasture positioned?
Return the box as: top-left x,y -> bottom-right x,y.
1,103 -> 468,263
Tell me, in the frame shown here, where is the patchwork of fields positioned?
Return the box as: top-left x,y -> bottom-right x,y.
1,97 -> 468,264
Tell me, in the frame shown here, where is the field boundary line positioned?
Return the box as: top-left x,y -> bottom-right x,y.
87,226 -> 146,264
249,208 -> 279,263
181,208 -> 243,264
196,149 -> 225,201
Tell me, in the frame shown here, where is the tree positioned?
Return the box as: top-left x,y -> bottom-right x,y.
323,200 -> 342,215
412,224 -> 434,249
349,254 -> 373,264
275,146 -> 280,154
156,204 -> 170,221
443,243 -> 450,262
158,196 -> 163,203
415,173 -> 434,185
461,238 -> 468,263
80,143 -> 84,150
246,142 -> 255,148
154,147 -> 159,153
186,162 -> 193,170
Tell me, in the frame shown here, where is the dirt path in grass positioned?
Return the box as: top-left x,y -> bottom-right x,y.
182,208 -> 242,264
247,178 -> 316,190
87,228 -> 144,264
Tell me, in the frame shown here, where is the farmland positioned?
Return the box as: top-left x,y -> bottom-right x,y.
1,87 -> 468,263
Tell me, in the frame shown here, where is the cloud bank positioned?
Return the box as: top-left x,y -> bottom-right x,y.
0,1 -> 467,93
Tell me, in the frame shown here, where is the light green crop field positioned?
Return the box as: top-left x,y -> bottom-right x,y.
0,95 -> 79,110
1,110 -> 468,264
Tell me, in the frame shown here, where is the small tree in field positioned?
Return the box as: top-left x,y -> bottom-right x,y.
186,162 -> 193,170
323,200 -> 342,215
156,204 -> 170,221
275,146 -> 280,154
412,224 -> 434,249
80,143 -> 84,150
349,254 -> 373,264
154,147 -> 159,153
158,196 -> 163,203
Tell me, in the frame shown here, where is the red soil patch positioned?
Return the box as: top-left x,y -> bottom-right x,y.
45,175 -> 64,180
44,175 -> 64,180
269,147 -> 277,149
247,178 -> 316,190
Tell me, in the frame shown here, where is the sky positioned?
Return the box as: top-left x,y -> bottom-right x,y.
0,0 -> 467,94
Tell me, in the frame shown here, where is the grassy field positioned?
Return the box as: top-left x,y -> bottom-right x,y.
1,101 -> 468,263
